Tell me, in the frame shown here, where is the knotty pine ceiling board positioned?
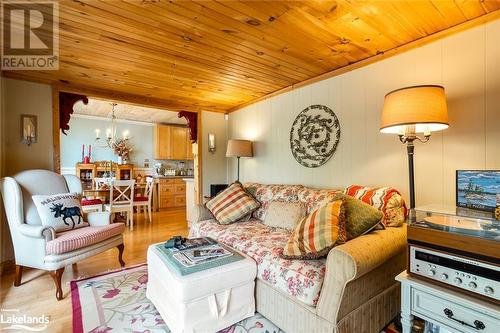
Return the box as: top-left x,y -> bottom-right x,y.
2,0 -> 498,113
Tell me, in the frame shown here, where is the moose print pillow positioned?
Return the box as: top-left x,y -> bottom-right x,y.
32,193 -> 88,232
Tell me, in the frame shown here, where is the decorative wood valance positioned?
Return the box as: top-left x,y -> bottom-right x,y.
59,92 -> 88,135
178,111 -> 198,143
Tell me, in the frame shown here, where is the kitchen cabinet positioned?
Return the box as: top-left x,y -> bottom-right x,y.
154,125 -> 193,160
171,126 -> 187,160
154,125 -> 172,160
158,178 -> 188,209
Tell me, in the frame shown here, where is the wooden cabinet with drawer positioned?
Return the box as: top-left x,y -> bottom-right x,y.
174,183 -> 186,194
158,178 -> 187,209
174,195 -> 186,207
159,196 -> 174,208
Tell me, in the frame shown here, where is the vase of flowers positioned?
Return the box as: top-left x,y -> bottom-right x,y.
112,139 -> 132,165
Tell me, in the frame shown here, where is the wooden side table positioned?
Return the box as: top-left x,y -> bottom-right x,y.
396,272 -> 499,333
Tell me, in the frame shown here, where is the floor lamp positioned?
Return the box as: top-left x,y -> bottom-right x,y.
226,139 -> 253,182
380,85 -> 449,209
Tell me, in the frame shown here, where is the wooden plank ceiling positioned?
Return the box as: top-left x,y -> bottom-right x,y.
3,0 -> 499,113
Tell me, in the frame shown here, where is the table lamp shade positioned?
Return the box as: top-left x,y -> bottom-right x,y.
226,139 -> 253,157
380,85 -> 449,134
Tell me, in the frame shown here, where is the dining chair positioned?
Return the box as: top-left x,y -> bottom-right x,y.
81,198 -> 103,213
94,177 -> 115,189
133,177 -> 154,224
104,180 -> 135,230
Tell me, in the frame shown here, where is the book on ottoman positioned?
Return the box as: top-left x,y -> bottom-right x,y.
146,243 -> 257,333
154,240 -> 244,276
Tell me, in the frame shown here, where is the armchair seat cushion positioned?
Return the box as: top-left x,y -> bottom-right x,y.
46,223 -> 125,255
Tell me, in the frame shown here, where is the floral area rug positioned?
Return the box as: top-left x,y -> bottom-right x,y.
71,264 -> 284,333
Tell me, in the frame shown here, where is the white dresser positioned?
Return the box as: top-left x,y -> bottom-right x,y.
396,272 -> 500,333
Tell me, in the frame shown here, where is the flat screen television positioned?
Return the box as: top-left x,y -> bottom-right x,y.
456,170 -> 500,212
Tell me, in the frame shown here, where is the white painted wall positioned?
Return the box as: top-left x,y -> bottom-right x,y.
201,111 -> 228,197
228,20 -> 500,207
61,115 -> 154,168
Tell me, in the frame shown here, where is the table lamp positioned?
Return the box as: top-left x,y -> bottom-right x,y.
380,85 -> 449,208
226,139 -> 253,182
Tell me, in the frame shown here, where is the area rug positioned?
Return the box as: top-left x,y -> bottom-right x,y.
71,264 -> 284,333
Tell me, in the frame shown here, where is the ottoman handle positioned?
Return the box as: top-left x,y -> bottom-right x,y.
208,289 -> 232,318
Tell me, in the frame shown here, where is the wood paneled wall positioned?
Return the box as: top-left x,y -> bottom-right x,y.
228,20 -> 500,207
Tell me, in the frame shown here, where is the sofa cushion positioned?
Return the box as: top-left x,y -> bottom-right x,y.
206,182 -> 260,224
244,183 -> 305,220
283,200 -> 346,260
344,185 -> 407,227
32,193 -> 87,232
297,187 -> 343,214
332,193 -> 384,240
263,201 -> 306,230
189,219 -> 326,306
45,223 -> 125,255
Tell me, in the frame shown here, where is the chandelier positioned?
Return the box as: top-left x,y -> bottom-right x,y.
94,102 -> 129,149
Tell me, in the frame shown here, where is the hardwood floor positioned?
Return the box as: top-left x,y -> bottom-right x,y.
0,209 -> 189,332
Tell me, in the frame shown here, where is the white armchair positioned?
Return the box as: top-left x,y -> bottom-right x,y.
0,169 -> 126,300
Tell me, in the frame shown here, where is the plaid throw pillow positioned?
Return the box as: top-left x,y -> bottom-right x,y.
206,182 -> 260,225
282,200 -> 346,260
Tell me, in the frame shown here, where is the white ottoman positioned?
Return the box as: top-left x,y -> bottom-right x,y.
146,243 -> 257,333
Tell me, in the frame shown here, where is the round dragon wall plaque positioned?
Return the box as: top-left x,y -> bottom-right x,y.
289,104 -> 341,168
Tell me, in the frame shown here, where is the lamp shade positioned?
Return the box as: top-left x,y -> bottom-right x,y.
380,85 -> 449,134
226,139 -> 253,157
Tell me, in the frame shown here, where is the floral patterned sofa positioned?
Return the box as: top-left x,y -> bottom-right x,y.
191,183 -> 407,333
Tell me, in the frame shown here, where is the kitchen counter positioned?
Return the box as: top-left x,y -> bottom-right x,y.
153,175 -> 194,179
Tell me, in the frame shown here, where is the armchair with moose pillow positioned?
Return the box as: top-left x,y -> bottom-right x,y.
0,169 -> 126,300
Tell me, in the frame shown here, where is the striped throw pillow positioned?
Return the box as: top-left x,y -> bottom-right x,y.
282,200 -> 346,260
206,182 -> 260,225
344,185 -> 407,227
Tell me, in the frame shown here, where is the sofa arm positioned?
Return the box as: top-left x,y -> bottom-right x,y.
316,225 -> 407,323
87,212 -> 112,226
193,204 -> 213,222
18,224 -> 55,241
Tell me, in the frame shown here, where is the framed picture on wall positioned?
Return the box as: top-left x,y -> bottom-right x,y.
456,170 -> 500,212
20,114 -> 37,146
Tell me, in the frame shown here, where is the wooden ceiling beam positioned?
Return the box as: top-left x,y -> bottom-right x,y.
3,71 -> 228,112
